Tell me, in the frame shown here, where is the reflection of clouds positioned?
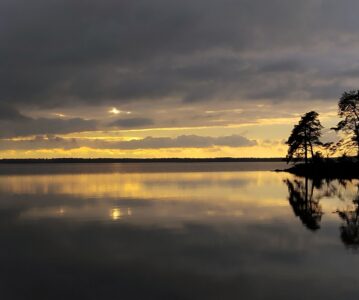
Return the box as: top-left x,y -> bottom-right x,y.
18,202 -> 135,222
206,209 -> 243,217
0,215 -> 357,299
0,170 -> 293,225
0,170 -> 288,203
9,194 -> 290,226
0,162 -> 287,175
4,171 -> 359,230
1,169 -> 359,298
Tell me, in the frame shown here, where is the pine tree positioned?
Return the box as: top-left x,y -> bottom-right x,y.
332,90 -> 359,157
286,111 -> 323,164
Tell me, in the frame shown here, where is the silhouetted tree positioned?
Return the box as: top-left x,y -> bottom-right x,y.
284,178 -> 323,231
286,111 -> 323,164
332,90 -> 359,157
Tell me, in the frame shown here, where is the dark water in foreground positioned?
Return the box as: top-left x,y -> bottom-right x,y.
1,162 -> 359,299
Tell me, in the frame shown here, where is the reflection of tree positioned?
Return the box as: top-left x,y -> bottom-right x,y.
284,178 -> 323,231
335,184 -> 359,249
285,177 -> 359,248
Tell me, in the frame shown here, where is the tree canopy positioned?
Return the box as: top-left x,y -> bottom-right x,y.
332,90 -> 359,157
286,111 -> 323,164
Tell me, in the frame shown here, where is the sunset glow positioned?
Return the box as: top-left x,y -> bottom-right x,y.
0,0 -> 352,158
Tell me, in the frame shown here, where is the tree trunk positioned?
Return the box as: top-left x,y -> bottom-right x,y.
355,121 -> 359,158
304,127 -> 308,165
309,142 -> 314,158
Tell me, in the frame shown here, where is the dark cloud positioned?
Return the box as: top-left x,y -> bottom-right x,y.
0,134 -> 256,150
0,106 -> 97,138
101,134 -> 257,149
0,135 -> 78,150
1,0 -> 359,112
110,118 -> 154,128
0,105 -> 29,121
260,60 -> 306,73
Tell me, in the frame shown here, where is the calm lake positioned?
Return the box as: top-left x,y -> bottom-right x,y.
1,162 -> 359,299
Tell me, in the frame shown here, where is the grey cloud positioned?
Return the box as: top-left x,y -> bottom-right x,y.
260,60 -> 306,73
110,118 -> 154,128
0,105 -> 29,121
111,135 -> 257,149
0,107 -> 97,138
1,0 -> 359,112
0,134 -> 256,150
0,135 -> 78,150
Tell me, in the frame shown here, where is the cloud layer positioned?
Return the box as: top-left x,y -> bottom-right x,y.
2,0 -> 359,111
0,105 -> 97,138
0,134 -> 256,151
1,0 -> 357,155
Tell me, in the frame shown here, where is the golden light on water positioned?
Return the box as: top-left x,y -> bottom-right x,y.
0,171 -> 291,203
2,166 -> 358,226
0,168 -> 297,224
111,208 -> 122,220
110,207 -> 133,220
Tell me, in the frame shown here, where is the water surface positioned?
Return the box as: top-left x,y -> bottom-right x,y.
1,162 -> 359,299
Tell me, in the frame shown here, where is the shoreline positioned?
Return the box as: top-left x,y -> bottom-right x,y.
277,160 -> 359,179
0,158 -> 285,164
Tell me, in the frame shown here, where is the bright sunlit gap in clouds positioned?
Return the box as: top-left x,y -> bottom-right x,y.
109,108 -> 121,115
0,104 -> 340,158
109,107 -> 131,115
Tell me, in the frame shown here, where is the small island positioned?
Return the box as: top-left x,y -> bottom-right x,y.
282,90 -> 359,179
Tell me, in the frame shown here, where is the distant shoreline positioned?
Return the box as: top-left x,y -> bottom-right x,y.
0,158 -> 285,164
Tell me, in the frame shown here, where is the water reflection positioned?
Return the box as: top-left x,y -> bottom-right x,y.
1,164 -> 359,299
284,178 -> 323,231
335,183 -> 359,249
285,176 -> 359,249
0,170 -> 291,225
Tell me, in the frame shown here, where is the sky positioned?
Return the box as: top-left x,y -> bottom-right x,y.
1,0 -> 358,158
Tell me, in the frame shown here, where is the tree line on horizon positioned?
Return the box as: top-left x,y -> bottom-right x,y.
286,90 -> 359,164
